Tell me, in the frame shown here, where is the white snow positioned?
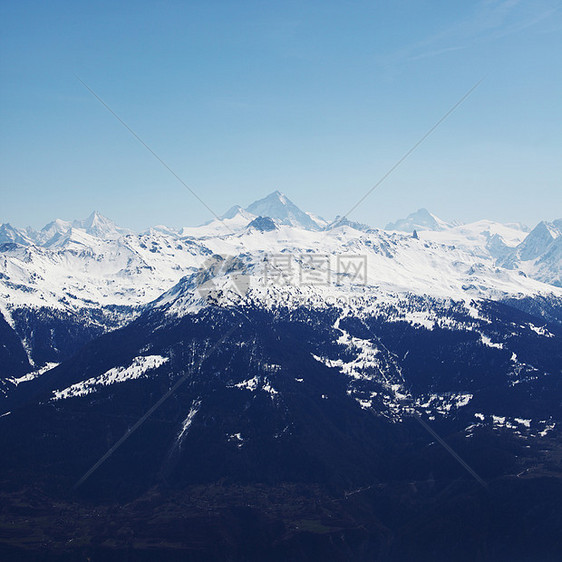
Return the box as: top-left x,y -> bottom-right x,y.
8,362 -> 59,386
480,335 -> 504,349
234,376 -> 259,391
229,432 -> 244,447
528,323 -> 554,337
52,355 -> 169,400
539,422 -> 556,437
177,399 -> 202,443
262,381 -> 279,396
1,199 -> 560,368
233,375 -> 278,397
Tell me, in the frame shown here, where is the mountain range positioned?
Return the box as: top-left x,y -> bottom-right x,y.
0,191 -> 561,560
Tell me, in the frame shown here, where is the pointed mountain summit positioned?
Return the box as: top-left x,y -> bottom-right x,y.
501,219 -> 562,269
38,218 -> 73,245
496,218 -> 562,286
221,205 -> 246,220
385,208 -> 452,232
0,223 -> 34,246
195,192 -> 324,233
36,212 -> 131,245
72,211 -> 132,239
245,191 -> 322,230
512,220 -> 561,262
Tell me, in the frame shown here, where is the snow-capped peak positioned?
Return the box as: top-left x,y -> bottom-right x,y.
72,211 -> 132,239
511,220 -> 561,262
221,205 -> 246,220
34,212 -> 131,244
39,218 -> 73,243
0,223 -> 34,246
245,191 -> 322,231
385,208 -> 453,233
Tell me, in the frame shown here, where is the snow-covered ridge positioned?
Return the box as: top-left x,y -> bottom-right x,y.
52,355 -> 169,400
7,363 -> 60,386
0,193 -> 560,320
2,211 -> 134,248
152,221 -> 561,320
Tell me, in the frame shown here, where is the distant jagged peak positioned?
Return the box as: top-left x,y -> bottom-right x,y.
326,215 -> 371,232
73,210 -> 109,229
385,208 -> 452,233
536,219 -> 562,239
245,191 -> 321,230
219,205 -> 255,222
221,205 -> 245,220
193,191 -> 323,233
524,220 -> 561,244
0,223 -> 34,246
41,217 -> 72,234
192,206 -> 256,235
72,210 -> 132,239
33,211 -> 132,244
515,219 -> 561,262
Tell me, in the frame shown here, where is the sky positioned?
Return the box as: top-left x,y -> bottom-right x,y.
1,0 -> 561,231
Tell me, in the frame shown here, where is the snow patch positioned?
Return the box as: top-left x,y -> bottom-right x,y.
480,335 -> 504,349
52,355 -> 169,400
177,399 -> 201,443
8,362 -> 59,386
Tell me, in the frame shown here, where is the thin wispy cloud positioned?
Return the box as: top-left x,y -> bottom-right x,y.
377,0 -> 560,66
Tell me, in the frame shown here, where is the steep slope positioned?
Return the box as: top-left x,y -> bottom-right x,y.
0,224 -> 34,246
32,212 -> 132,245
515,220 -> 560,261
246,191 -> 322,230
72,210 -> 133,239
1,198 -> 562,560
499,220 -> 562,287
1,199 -> 560,384
1,271 -> 561,560
4,282 -> 562,478
0,230 -> 213,369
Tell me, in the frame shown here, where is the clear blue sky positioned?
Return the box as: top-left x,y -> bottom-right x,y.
1,0 -> 561,231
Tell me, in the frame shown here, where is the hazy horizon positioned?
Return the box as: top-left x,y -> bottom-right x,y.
1,189 -> 558,233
